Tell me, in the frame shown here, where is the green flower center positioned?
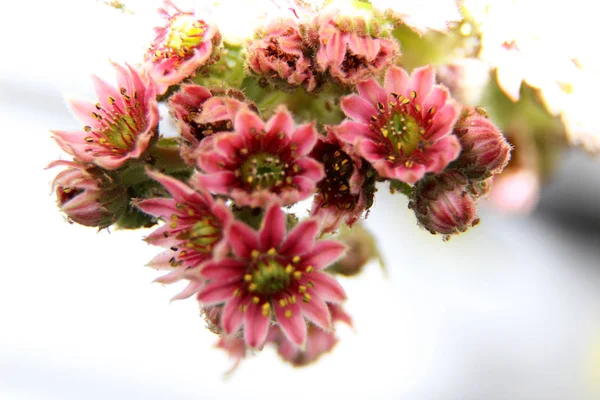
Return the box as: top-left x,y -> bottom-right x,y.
240,153 -> 286,190
166,15 -> 207,57
176,216 -> 221,253
382,111 -> 423,157
251,258 -> 290,295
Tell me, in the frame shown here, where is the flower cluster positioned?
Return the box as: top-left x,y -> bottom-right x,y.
47,0 -> 517,372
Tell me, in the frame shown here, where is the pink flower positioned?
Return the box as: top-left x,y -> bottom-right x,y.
197,204 -> 347,349
311,11 -> 399,85
167,84 -> 248,164
269,303 -> 352,367
247,19 -> 317,91
310,128 -> 372,233
144,1 -> 220,95
409,170 -> 479,237
49,160 -> 128,228
452,107 -> 512,180
195,106 -> 325,208
135,170 -> 233,300
52,63 -> 159,170
337,65 -> 461,184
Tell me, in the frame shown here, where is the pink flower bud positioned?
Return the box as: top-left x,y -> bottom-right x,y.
410,171 -> 479,237
452,107 -> 512,180
247,19 -> 317,91
49,161 -> 127,228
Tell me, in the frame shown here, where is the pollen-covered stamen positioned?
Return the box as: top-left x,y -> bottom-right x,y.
152,15 -> 208,61
83,89 -> 147,156
240,153 -> 286,190
371,95 -> 432,159
317,144 -> 357,210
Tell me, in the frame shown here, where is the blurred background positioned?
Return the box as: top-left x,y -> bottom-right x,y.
1,0 -> 599,399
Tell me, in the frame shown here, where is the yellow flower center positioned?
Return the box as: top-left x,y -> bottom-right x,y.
165,15 -> 207,58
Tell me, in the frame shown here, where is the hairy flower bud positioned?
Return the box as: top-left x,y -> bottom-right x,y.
452,107 -> 512,181
327,223 -> 381,277
410,171 -> 478,237
49,161 -> 128,228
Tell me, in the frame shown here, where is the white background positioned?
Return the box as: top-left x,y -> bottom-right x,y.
1,1 -> 600,399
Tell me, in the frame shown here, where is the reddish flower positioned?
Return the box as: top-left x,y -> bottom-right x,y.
311,11 -> 398,85
337,65 -> 461,184
52,63 -> 159,170
49,160 -> 128,228
167,84 -> 247,164
197,204 -> 347,348
247,19 -> 317,91
195,106 -> 324,208
452,107 -> 512,180
310,129 -> 370,233
269,303 -> 352,367
144,1 -> 220,95
135,170 -> 232,300
409,170 -> 479,237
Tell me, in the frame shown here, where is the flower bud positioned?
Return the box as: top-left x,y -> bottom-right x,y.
452,107 -> 512,181
327,224 -> 381,277
410,171 -> 478,237
49,161 -> 128,228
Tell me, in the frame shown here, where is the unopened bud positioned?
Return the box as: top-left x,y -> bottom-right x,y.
452,107 -> 512,181
410,171 -> 478,237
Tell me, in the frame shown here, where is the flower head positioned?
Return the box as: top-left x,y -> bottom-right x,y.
337,65 -> 461,184
135,170 -> 233,300
452,107 -> 512,181
195,106 -> 324,208
311,10 -> 399,85
310,129 -> 371,233
197,204 -> 347,348
49,160 -> 128,228
144,1 -> 220,95
247,18 -> 317,91
52,63 -> 159,170
167,84 -> 249,163
409,170 -> 479,237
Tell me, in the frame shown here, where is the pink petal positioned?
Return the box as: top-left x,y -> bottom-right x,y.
298,292 -> 331,330
274,301 -> 306,347
387,163 -> 427,184
301,240 -> 346,270
357,78 -> 388,108
259,204 -> 286,251
340,94 -> 378,124
290,122 -> 318,157
334,120 -> 377,146
235,107 -> 265,139
135,198 -> 177,219
200,259 -> 247,281
293,157 -> 325,181
145,169 -> 201,204
356,138 -> 389,164
197,171 -> 238,194
325,31 -> 345,68
244,301 -> 271,348
427,103 -> 458,141
221,296 -> 245,335
408,65 -> 435,100
421,135 -> 461,174
197,281 -> 238,305
279,219 -> 319,256
384,66 -> 410,97
171,280 -> 203,301
307,271 -> 347,303
266,106 -> 294,138
227,221 -> 260,259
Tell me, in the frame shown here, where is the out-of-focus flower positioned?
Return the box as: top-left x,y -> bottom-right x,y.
167,84 -> 249,163
463,0 -> 600,154
135,170 -> 233,300
410,170 -> 478,238
247,18 -> 317,91
49,160 -> 128,228
337,65 -> 460,184
195,106 -> 324,208
452,107 -> 511,181
52,63 -> 159,170
370,0 -> 462,34
310,129 -> 372,233
310,10 -> 399,86
144,0 -> 220,95
269,303 -> 352,366
197,204 -> 347,348
436,58 -> 491,106
327,223 -> 381,277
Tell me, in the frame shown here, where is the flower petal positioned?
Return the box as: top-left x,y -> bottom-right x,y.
279,219 -> 319,256
301,240 -> 347,270
307,271 -> 347,303
340,94 -> 378,124
259,204 -> 286,251
298,291 -> 331,330
244,301 -> 271,348
227,221 -> 260,259
274,301 -> 306,347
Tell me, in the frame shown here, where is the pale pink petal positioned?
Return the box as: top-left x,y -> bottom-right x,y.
357,78 -> 388,107
408,65 -> 435,100
340,95 -> 378,124
307,271 -> 347,303
384,65 -> 410,96
266,106 -> 294,138
197,281 -> 238,305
